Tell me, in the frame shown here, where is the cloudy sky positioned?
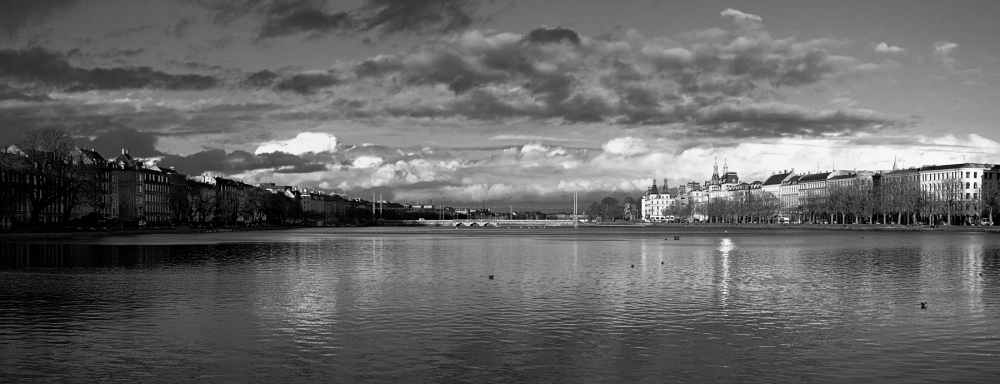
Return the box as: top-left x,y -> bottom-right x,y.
3,0 -> 1000,210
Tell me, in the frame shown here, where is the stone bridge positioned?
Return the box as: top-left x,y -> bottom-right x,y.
385,219 -> 578,227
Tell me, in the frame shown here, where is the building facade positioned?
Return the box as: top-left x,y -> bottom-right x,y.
641,178 -> 674,222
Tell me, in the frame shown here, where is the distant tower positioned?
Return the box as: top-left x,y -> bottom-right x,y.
723,158 -> 728,175
892,156 -> 897,171
711,157 -> 720,184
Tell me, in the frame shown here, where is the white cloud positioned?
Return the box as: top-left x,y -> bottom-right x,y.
720,8 -> 763,28
934,41 -> 958,68
352,155 -> 384,168
489,134 -> 587,142
255,132 -> 338,155
830,97 -> 858,108
875,42 -> 905,54
601,137 -> 649,156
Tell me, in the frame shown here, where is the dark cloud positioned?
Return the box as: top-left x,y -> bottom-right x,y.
354,56 -> 404,78
274,72 -> 340,94
158,149 -> 329,175
0,84 -> 50,102
0,48 -> 218,92
98,48 -> 147,59
78,128 -> 164,158
357,0 -> 478,36
103,25 -> 158,39
0,102 -> 188,149
166,60 -> 227,73
687,104 -> 909,138
258,1 -> 352,40
332,19 -> 906,139
167,17 -> 196,38
245,69 -> 280,87
0,0 -> 79,37
523,27 -> 581,46
190,0 -> 482,41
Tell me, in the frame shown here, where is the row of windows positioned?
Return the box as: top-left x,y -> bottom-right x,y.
923,171 -> 980,182
923,182 -> 980,191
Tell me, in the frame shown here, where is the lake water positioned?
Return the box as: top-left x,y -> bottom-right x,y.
2,227 -> 999,383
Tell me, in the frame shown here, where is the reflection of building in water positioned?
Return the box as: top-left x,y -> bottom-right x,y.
0,244 -> 170,268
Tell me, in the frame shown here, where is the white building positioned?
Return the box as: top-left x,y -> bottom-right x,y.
918,163 -> 997,225
641,178 -> 674,222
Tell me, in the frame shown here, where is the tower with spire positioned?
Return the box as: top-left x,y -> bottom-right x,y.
710,157 -> 720,185
641,173 -> 674,222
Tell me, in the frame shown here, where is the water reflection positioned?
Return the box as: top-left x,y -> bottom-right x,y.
2,228 -> 1000,382
718,238 -> 734,307
963,235 -> 983,311
0,243 -> 171,268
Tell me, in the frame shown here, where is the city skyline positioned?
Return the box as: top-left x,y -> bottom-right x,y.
3,1 -> 1000,208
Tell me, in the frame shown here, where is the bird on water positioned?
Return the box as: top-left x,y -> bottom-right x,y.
489,275 -> 494,280
920,302 -> 926,309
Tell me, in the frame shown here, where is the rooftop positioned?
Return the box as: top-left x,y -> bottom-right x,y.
762,172 -> 792,186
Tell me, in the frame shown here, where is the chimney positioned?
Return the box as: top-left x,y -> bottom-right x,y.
122,148 -> 126,155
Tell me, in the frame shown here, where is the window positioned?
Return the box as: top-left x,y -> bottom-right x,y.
966,193 -> 971,199
966,172 -> 970,178
967,182 -> 971,189
974,183 -> 978,189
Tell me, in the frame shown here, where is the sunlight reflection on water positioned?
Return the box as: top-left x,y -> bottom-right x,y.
2,227 -> 1000,383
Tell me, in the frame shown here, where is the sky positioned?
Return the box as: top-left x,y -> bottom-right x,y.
2,0 -> 1000,210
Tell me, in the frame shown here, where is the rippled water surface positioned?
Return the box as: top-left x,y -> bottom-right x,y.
2,227 -> 1000,383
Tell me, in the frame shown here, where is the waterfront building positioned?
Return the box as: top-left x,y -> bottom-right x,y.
112,150 -> 145,223
762,170 -> 794,198
641,178 -> 674,222
798,172 -> 833,222
706,159 -> 739,201
779,175 -> 802,219
141,165 -> 172,224
214,176 -> 257,225
917,163 -> 996,225
825,171 -> 876,223
879,168 -> 921,224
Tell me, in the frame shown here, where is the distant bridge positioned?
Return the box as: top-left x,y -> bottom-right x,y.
385,219 -> 578,227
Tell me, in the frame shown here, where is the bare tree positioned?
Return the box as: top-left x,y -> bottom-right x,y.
982,179 -> 1000,226
190,186 -> 216,224
9,128 -> 99,226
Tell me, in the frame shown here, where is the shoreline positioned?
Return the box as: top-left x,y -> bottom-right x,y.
593,222 -> 1000,233
0,225 -> 305,241
3,222 -> 999,240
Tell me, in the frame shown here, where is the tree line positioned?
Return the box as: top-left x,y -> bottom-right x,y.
584,196 -> 640,222
1,128 -> 375,230
582,176 -> 1000,226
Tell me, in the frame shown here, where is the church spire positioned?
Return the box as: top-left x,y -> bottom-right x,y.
724,158 -> 728,174
712,157 -> 719,182
892,156 -> 897,171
